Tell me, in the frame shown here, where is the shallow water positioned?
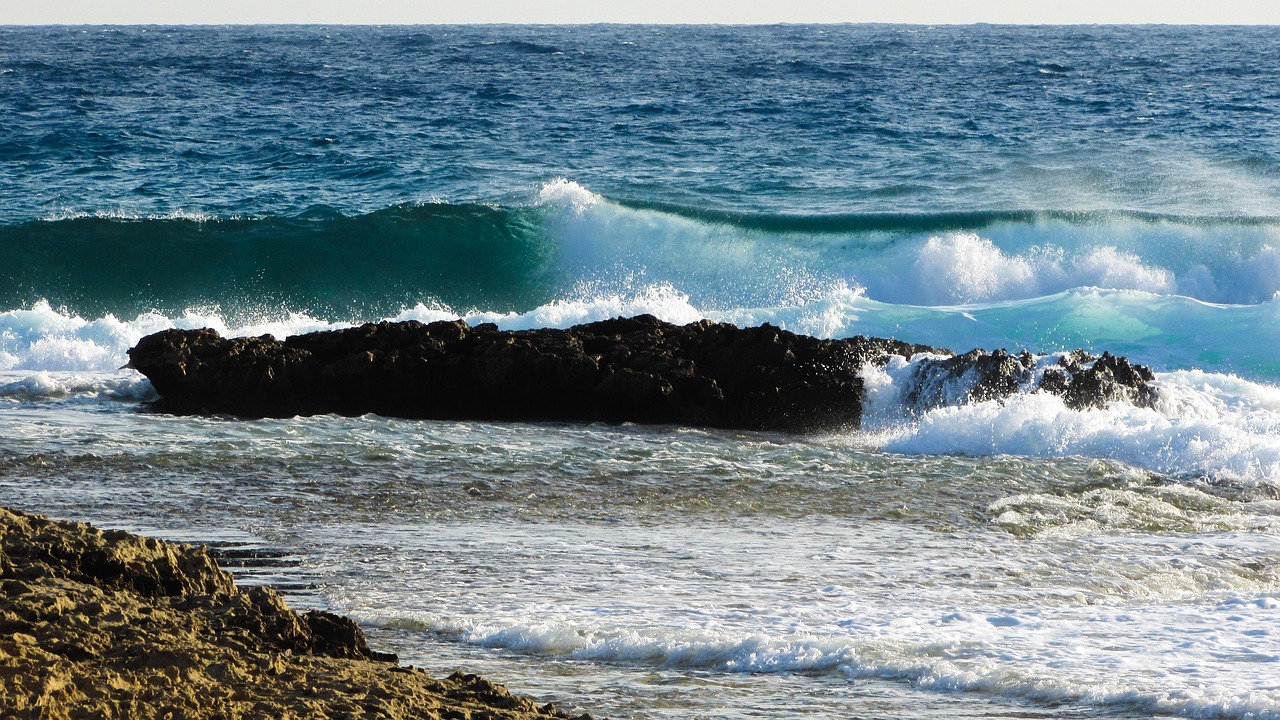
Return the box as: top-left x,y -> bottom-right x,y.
3,391 -> 1277,719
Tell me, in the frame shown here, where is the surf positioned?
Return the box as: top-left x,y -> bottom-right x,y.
6,179 -> 1280,484
8,179 -> 1280,319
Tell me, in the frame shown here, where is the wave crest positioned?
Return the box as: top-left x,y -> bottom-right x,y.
8,181 -> 1280,324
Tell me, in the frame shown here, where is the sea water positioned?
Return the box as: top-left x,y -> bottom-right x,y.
1,24 -> 1278,719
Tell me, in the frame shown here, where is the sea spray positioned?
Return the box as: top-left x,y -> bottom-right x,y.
8,184 -> 1280,318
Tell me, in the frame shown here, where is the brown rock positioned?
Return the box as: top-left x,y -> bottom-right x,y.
0,506 -> 588,720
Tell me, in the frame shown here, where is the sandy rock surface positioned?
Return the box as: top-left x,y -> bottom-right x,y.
0,506 -> 590,720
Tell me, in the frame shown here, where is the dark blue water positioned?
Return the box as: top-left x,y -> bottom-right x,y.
4,26 -> 1280,359
3,24 -> 1279,222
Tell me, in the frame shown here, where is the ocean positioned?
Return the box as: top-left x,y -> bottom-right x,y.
2,23 -> 1279,719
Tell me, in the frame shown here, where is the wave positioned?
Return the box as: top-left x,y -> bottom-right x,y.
7,180 -> 1280,324
7,179 -> 1280,483
2,202 -> 556,321
364,595 -> 1280,720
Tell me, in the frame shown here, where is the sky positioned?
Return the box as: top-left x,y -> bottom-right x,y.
3,0 -> 1279,25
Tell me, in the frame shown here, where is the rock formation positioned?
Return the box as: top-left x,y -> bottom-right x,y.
126,315 -> 1158,429
0,505 -> 589,720
904,348 -> 1157,412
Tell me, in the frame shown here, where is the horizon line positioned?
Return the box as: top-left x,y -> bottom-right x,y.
4,20 -> 1279,27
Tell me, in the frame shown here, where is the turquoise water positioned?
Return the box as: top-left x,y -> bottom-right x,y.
2,24 -> 1279,720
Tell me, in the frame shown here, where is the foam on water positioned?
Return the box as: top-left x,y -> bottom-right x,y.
0,370 -> 156,402
988,484 -> 1280,537
40,208 -> 223,223
859,356 -> 1280,486
339,520 -> 1280,720
0,302 -> 168,373
394,282 -> 709,332
900,234 -> 1176,304
856,227 -> 1280,307
0,300 -> 345,374
525,183 -> 1280,309
534,177 -> 600,215
4,273 -> 1280,485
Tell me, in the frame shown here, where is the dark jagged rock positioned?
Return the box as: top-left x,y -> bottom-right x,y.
126,316 -> 1159,430
1059,351 -> 1159,410
906,348 -> 1034,410
128,315 -> 937,431
903,347 -> 1158,412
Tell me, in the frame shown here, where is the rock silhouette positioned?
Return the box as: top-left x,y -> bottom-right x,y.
127,316 -> 1157,429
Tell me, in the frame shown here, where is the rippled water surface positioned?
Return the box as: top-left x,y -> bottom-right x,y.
4,23 -> 1280,719
3,393 -> 1278,719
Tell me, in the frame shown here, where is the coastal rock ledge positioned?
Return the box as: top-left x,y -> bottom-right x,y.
0,505 -> 591,720
127,315 -> 1158,430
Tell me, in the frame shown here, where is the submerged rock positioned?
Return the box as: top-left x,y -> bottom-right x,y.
126,316 -> 1158,429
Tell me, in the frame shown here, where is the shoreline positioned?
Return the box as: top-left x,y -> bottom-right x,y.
0,505 -> 594,720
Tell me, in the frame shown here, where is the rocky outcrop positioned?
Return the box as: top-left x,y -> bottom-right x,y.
1046,350 -> 1159,410
905,348 -> 1158,412
126,316 -> 1159,429
127,315 -> 937,431
0,505 -> 589,720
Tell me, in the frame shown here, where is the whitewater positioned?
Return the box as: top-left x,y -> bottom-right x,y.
3,23 -> 1279,720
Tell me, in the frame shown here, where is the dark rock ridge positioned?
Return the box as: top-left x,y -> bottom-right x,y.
126,315 -> 1158,430
905,348 -> 1158,412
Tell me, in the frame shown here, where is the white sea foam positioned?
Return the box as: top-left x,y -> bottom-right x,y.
0,300 -> 344,374
370,597 -> 1280,717
0,370 -> 156,402
0,301 -> 168,372
393,282 -> 707,330
898,234 -> 1180,304
344,520 -> 1280,720
896,223 -> 1280,306
533,177 -> 600,214
40,207 -> 222,222
4,281 -> 1279,484
524,181 -> 1280,308
858,356 -> 1280,486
